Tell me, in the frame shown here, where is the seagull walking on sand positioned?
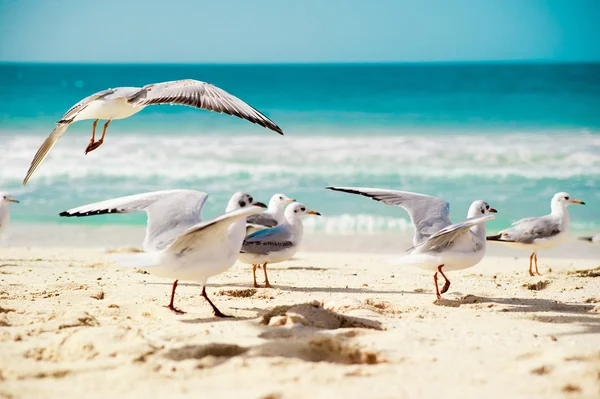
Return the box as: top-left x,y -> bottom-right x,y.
246,193 -> 295,234
487,192 -> 585,276
22,79 -> 284,185
66,192 -> 266,315
239,202 -> 321,288
0,192 -> 19,239
327,187 -> 496,300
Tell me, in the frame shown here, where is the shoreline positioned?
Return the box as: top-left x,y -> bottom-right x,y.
5,222 -> 600,259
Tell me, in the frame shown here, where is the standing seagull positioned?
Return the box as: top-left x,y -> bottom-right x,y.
0,192 -> 19,239
22,79 -> 284,185
327,187 -> 496,300
246,193 -> 295,234
110,193 -> 266,316
61,190 -> 266,313
239,202 -> 321,288
487,192 -> 585,276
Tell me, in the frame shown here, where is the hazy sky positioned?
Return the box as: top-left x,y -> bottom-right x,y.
1,0 -> 598,63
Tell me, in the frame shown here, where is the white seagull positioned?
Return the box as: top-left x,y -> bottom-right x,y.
0,192 -> 19,239
239,202 -> 321,288
327,187 -> 496,300
579,234 -> 600,244
65,191 -> 266,315
22,79 -> 284,185
487,192 -> 585,276
245,193 -> 295,234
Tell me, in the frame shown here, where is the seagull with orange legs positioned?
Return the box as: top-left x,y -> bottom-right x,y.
327,187 -> 496,300
22,79 -> 283,185
61,191 -> 266,314
239,202 -> 321,288
487,192 -> 585,276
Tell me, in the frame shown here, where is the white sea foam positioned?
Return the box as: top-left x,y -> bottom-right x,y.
1,130 -> 598,183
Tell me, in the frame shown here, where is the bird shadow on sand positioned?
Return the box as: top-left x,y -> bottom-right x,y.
179,315 -> 256,324
435,294 -> 600,335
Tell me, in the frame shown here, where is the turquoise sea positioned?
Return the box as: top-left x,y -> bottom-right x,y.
0,63 -> 598,233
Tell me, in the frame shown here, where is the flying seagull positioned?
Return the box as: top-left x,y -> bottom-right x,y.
327,187 -> 496,300
487,192 -> 585,276
22,79 -> 283,185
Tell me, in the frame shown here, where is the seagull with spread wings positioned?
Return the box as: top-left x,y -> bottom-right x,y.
327,187 -> 497,300
23,79 -> 284,185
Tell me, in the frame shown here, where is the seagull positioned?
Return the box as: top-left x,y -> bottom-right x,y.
109,192 -> 266,316
0,192 -> 19,239
327,187 -> 496,300
22,79 -> 284,185
579,234 -> 600,244
61,190 -> 266,313
246,193 -> 295,234
487,192 -> 585,276
239,202 -> 321,288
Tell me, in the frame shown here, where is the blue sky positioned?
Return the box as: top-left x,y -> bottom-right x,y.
0,0 -> 598,63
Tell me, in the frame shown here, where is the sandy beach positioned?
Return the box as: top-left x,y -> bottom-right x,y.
1,238 -> 599,399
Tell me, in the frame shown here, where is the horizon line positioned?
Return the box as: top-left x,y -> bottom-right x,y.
1,59 -> 600,67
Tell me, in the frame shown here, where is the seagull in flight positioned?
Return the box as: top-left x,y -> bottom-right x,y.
487,192 -> 585,276
22,79 -> 284,185
327,187 -> 496,300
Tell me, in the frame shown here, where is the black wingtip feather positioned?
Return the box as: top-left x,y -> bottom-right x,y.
486,234 -> 511,242
326,186 -> 379,201
59,208 -> 123,217
578,236 -> 593,242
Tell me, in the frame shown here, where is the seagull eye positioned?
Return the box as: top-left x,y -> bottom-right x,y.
300,207 -> 306,211
486,204 -> 489,210
564,196 -> 569,200
279,196 -> 283,200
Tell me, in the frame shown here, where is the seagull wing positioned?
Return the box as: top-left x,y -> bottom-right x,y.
418,214 -> 495,252
326,187 -> 451,245
126,79 -> 283,134
60,189 -> 209,251
22,89 -> 117,185
167,206 -> 264,255
241,225 -> 295,255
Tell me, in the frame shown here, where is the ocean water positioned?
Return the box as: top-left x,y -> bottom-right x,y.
0,63 -> 599,234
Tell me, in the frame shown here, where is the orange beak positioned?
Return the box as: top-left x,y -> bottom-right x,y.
489,208 -> 497,213
307,210 -> 321,216
572,200 -> 585,205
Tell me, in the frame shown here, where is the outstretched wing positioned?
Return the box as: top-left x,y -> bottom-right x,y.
22,89 -> 117,186
60,189 -> 209,251
167,206 -> 264,255
241,225 -> 294,255
418,214 -> 495,252
326,187 -> 451,245
126,79 -> 283,134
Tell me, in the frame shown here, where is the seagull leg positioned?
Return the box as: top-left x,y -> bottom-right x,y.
164,280 -> 186,314
85,119 -> 111,154
201,285 -> 232,318
534,252 -> 542,276
252,264 -> 260,288
433,272 -> 442,300
262,262 -> 272,288
438,265 -> 451,294
84,119 -> 99,154
528,252 -> 535,276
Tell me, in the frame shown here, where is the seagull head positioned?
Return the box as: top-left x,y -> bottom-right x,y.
269,193 -> 295,211
228,192 -> 267,212
1,193 -> 19,205
285,202 -> 321,220
468,200 -> 497,218
553,192 -> 585,208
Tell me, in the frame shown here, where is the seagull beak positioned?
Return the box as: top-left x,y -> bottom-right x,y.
5,196 -> 19,203
252,201 -> 268,209
489,208 -> 497,213
307,210 -> 321,216
572,199 -> 585,205
287,198 -> 295,203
